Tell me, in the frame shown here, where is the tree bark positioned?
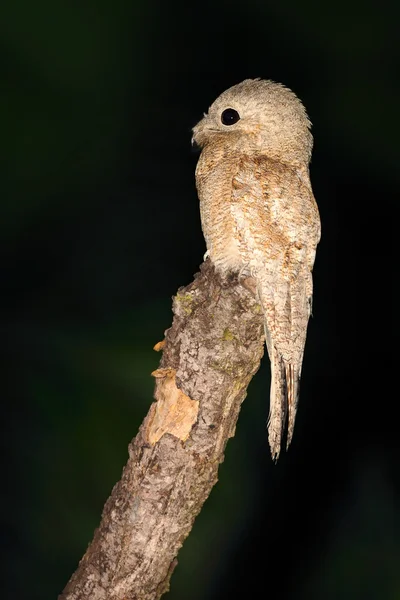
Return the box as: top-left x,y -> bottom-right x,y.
59,260 -> 265,600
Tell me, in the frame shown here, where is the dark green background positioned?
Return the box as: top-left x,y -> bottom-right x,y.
1,1 -> 397,598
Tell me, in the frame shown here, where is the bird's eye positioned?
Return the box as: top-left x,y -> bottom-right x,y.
221,108 -> 240,126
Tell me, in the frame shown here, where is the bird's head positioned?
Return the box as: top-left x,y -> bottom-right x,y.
192,78 -> 313,165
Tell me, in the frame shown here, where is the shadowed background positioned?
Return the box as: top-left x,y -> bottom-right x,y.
1,0 -> 397,598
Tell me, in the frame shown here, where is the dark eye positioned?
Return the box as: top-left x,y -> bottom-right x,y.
221,108 -> 240,126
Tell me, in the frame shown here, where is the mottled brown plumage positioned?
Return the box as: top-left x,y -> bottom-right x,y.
192,79 -> 321,460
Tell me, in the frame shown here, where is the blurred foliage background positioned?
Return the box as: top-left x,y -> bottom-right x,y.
1,0 -> 398,598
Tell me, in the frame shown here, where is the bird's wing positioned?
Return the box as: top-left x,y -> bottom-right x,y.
231,155 -> 320,458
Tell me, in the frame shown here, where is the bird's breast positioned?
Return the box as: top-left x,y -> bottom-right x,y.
196,151 -> 245,272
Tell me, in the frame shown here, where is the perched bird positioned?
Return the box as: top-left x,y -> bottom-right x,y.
192,79 -> 321,460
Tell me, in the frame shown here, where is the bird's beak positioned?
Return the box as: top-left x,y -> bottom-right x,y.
191,121 -> 202,150
191,133 -> 201,153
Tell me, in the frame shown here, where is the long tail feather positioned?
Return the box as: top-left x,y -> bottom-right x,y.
285,363 -> 301,450
267,348 -> 287,461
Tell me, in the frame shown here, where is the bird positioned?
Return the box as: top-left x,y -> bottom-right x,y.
192,78 -> 321,460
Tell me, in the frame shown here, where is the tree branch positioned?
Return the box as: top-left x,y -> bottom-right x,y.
59,259 -> 265,600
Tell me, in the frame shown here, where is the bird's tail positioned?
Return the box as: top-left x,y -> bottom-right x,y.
284,362 -> 301,450
267,347 -> 301,460
267,347 -> 286,461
